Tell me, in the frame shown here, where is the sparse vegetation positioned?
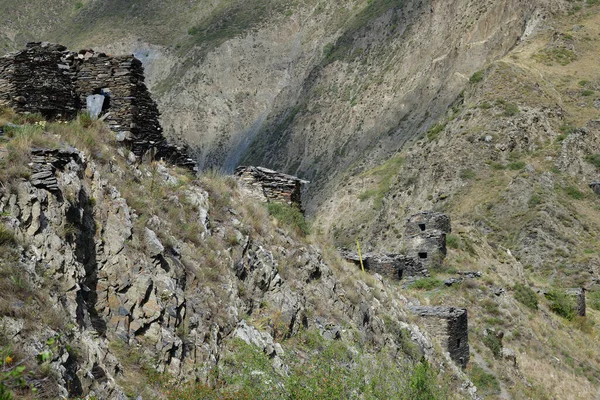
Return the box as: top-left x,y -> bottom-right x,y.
545,289 -> 576,320
470,70 -> 484,84
267,202 -> 310,236
513,283 -> 538,310
410,277 -> 442,290
469,365 -> 501,397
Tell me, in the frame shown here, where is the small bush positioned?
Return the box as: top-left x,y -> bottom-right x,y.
565,186 -> 584,200
470,70 -> 484,84
513,283 -> 538,310
406,359 -> 440,400
267,202 -> 310,236
507,161 -> 526,170
446,234 -> 460,249
502,103 -> 520,117
582,90 -> 595,96
0,225 -> 16,247
410,277 -> 442,290
545,289 -> 575,320
587,289 -> 600,311
585,154 -> 600,169
469,365 -> 501,396
482,334 -> 502,358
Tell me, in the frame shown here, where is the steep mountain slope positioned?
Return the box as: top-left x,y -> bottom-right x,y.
0,113 -> 472,398
0,0 -> 569,212
317,3 -> 600,398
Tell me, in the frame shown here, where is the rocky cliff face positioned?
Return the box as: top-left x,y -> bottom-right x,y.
0,116 -> 474,398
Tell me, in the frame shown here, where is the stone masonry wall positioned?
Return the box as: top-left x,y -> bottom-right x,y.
235,166 -> 308,209
410,306 -> 469,369
405,211 -> 451,269
566,288 -> 586,317
0,43 -> 78,119
341,250 -> 428,280
0,43 -> 195,170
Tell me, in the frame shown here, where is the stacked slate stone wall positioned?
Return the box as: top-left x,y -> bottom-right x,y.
566,288 -> 586,317
234,166 -> 308,209
410,306 -> 469,369
0,43 -> 196,170
0,43 -> 78,119
405,211 -> 451,268
341,251 -> 428,280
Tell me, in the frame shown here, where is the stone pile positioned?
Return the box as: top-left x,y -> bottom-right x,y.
409,306 -> 469,369
0,42 -> 197,170
30,147 -> 83,192
234,166 -> 309,209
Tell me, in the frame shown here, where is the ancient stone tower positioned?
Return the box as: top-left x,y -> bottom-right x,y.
405,211 -> 451,268
0,42 -> 195,169
410,306 -> 469,369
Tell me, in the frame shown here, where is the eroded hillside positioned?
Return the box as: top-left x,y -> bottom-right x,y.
318,3 -> 600,398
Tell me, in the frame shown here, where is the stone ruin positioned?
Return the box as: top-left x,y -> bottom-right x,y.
410,306 -> 469,369
590,181 -> 600,195
566,287 -> 586,317
405,211 -> 451,268
234,166 -> 309,209
340,251 -> 427,280
0,42 -> 196,170
341,211 -> 451,281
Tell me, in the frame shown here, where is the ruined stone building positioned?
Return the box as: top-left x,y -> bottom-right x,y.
0,42 -> 195,169
234,166 -> 308,209
566,288 -> 586,317
340,251 -> 427,281
341,210 -> 451,280
410,306 -> 469,369
405,211 -> 451,268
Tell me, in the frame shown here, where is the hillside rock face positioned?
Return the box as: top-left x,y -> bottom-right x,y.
1,141 -> 470,397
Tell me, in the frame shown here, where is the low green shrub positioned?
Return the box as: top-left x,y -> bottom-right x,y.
0,225 -> 15,247
446,234 -> 460,249
267,202 -> 310,236
587,289 -> 600,311
469,365 -> 501,396
565,186 -> 584,200
513,283 -> 538,310
545,289 -> 575,320
482,334 -> 502,358
470,71 -> 484,84
410,277 -> 442,290
585,154 -> 600,169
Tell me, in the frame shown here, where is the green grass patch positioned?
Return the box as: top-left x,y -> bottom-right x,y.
533,47 -> 577,66
507,161 -> 526,171
582,89 -> 595,96
446,234 -> 460,249
564,186 -> 585,200
358,155 -> 404,209
0,225 -> 16,247
513,283 -> 538,310
469,365 -> 501,397
585,154 -> 600,169
502,103 -> 520,117
545,289 -> 576,320
427,122 -> 446,141
409,277 -> 442,290
460,169 -> 476,180
588,289 -> 600,311
267,202 -> 310,236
